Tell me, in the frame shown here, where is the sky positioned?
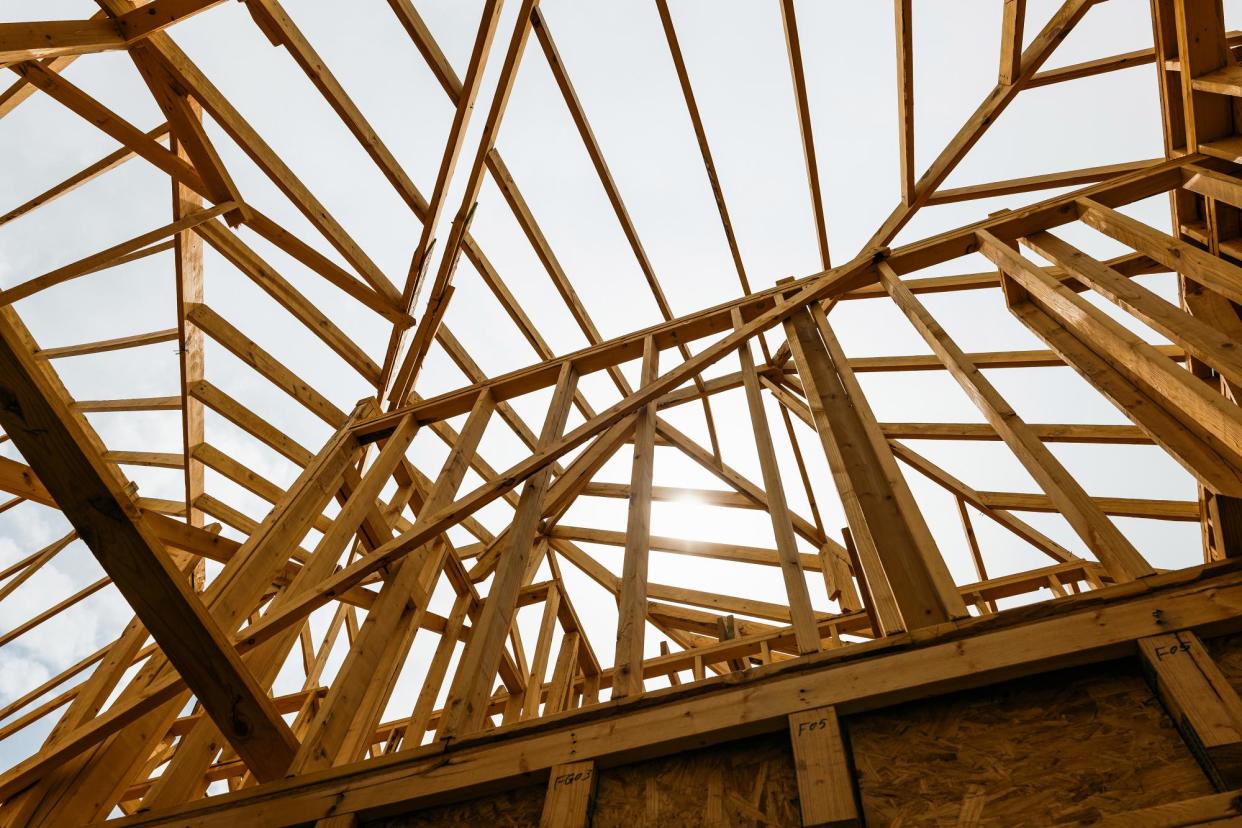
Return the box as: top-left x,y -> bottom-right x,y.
0,0 -> 1233,778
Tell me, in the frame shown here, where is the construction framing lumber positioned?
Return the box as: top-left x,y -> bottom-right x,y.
0,306 -> 298,782
1,2 -> 1242,823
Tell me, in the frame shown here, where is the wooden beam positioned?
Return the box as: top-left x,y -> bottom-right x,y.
1008,298 -> 1242,498
879,260 -> 1155,582
550,524 -> 822,571
1078,196 -> 1242,307
1138,631 -> 1242,789
879,421 -> 1152,444
376,0 -> 505,398
0,20 -> 125,63
1023,219 -> 1242,402
894,0 -> 914,205
655,0 -> 755,294
613,336 -> 658,699
1100,789 -> 1242,827
114,0 -> 228,41
978,490 -> 1199,521
998,0 -> 1026,85
193,220 -> 381,384
170,112 -> 206,529
984,228 -> 1242,491
0,123 -> 169,227
866,0 -> 1098,246
1173,0 -> 1234,150
780,0 -> 830,268
439,363 -> 579,738
0,305 -> 298,781
926,158 -> 1161,205
784,300 -> 965,631
734,307 -> 822,654
388,0 -> 537,403
540,761 -> 595,828
1,202 -> 231,306
95,562 -> 1242,827
788,707 -> 860,827
888,439 -> 1093,564
287,415 -> 425,774
1025,34 -> 1242,88
8,60 -> 204,192
74,396 -> 182,413
36,328 -> 178,359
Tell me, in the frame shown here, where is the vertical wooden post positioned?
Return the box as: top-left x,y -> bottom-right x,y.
172,101 -> 204,533
523,584 -> 562,719
956,497 -> 999,614
998,0 -> 1026,85
1139,631 -> 1242,789
1172,0 -> 1233,150
614,335 -> 658,699
441,363 -> 578,737
406,590 -> 472,747
732,307 -> 822,655
540,761 -> 595,828
894,0 -> 914,205
789,706 -> 860,828
544,630 -> 580,715
1208,493 -> 1242,558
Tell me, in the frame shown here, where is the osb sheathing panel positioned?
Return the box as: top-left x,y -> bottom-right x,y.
363,783 -> 545,827
591,732 -> 801,828
848,659 -> 1212,826
1206,631 -> 1242,692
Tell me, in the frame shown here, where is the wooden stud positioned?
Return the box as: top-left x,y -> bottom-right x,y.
733,307 -> 822,654
613,335 -> 658,699
999,0 -> 1026,85
440,363 -> 578,737
1139,631 -> 1242,789
788,706 -> 860,827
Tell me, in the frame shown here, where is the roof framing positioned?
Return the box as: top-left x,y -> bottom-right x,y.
0,1 -> 1240,823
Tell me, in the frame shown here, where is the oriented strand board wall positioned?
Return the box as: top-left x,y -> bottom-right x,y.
848,659 -> 1212,825
362,733 -> 801,827
1205,631 -> 1242,692
591,732 -> 801,827
363,658 -> 1215,827
364,783 -> 545,827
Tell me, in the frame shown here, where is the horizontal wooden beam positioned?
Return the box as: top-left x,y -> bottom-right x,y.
977,490 -> 1198,521
0,21 -> 125,63
36,328 -> 179,359
74,396 -> 181,412
879,422 -> 1152,444
572,483 -> 1194,522
100,561 -> 1242,827
927,159 -> 1161,205
0,3 -> 225,63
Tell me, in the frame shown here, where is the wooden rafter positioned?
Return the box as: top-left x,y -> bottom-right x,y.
1,3 -> 1241,823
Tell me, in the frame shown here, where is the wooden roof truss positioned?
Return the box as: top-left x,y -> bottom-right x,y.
0,0 -> 1241,823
